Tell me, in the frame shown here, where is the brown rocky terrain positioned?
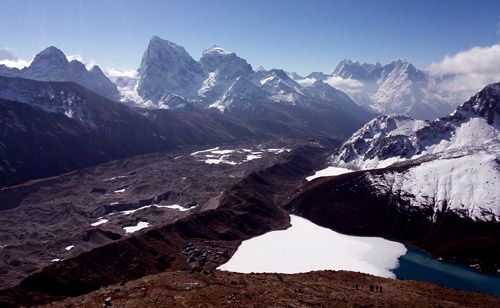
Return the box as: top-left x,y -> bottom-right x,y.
0,140 -> 315,289
0,142 -> 331,306
43,270 -> 500,308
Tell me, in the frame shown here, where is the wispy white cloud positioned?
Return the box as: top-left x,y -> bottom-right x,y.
324,76 -> 365,94
66,54 -> 84,62
295,77 -> 317,87
105,68 -> 138,79
0,58 -> 31,69
428,43 -> 500,100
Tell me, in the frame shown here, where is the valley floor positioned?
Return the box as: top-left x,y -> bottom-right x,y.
43,270 -> 500,308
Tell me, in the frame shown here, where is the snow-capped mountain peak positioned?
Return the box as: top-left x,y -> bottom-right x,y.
210,76 -> 266,112
198,44 -> 253,101
454,82 -> 500,125
202,45 -> 232,56
29,46 -> 69,69
119,37 -> 373,131
255,69 -> 305,103
334,82 -> 500,170
308,58 -> 454,120
330,82 -> 500,221
0,46 -> 120,100
332,59 -> 381,81
137,36 -> 204,103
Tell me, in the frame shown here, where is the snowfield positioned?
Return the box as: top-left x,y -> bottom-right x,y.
219,215 -> 407,278
370,153 -> 500,220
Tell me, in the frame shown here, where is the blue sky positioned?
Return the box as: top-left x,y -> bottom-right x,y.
0,0 -> 499,75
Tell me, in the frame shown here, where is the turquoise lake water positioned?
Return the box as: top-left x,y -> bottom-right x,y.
393,246 -> 500,296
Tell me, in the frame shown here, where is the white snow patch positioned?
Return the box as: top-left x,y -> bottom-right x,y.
114,189 -> 126,193
123,221 -> 150,234
65,245 -> 74,251
162,204 -> 198,212
219,215 -> 406,278
190,147 -> 220,156
306,166 -> 354,181
51,259 -> 63,262
210,149 -> 235,155
265,148 -> 291,154
91,218 -> 109,227
120,205 -> 153,215
245,154 -> 261,161
104,175 -> 127,181
260,76 -> 276,85
204,157 -> 239,165
119,204 -> 197,215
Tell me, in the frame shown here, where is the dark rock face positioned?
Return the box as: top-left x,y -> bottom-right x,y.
143,108 -> 262,145
0,92 -> 170,187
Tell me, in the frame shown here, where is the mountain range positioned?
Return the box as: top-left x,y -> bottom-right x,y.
293,59 -> 456,120
0,37 -> 461,122
0,47 -> 120,100
120,36 -> 375,135
107,37 -> 456,121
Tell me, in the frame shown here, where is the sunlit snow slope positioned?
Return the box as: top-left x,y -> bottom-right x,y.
219,215 -> 407,278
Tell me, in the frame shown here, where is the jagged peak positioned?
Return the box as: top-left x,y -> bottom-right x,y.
455,82 -> 500,124
89,65 -> 104,74
31,46 -> 68,66
88,66 -> 109,79
394,58 -> 409,64
266,69 -> 291,80
338,59 -> 356,65
305,71 -> 329,80
145,36 -> 188,55
69,59 -> 87,71
482,82 -> 500,94
202,45 -> 233,56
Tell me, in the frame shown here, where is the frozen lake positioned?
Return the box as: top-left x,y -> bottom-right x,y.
219,215 -> 407,278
